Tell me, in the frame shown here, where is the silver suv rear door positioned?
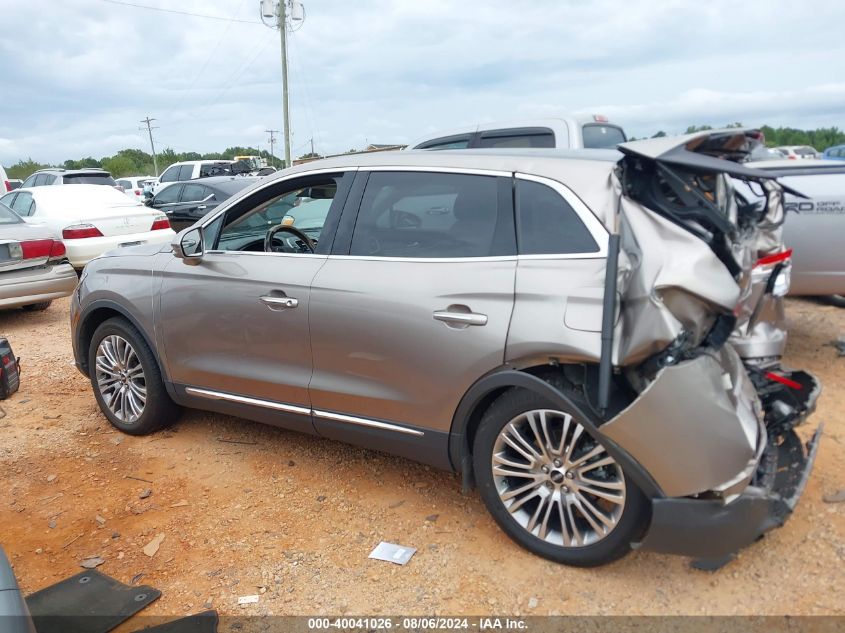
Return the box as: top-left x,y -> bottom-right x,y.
308,169 -> 517,465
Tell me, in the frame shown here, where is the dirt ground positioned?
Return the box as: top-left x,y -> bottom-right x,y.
0,296 -> 843,620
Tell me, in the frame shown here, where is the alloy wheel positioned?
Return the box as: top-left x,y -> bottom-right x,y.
95,334 -> 146,424
491,409 -> 626,547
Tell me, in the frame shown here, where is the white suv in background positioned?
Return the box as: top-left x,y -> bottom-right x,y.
151,160 -> 235,194
407,115 -> 627,150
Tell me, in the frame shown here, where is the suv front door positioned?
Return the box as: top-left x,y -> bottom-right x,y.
308,169 -> 517,465
158,171 -> 353,432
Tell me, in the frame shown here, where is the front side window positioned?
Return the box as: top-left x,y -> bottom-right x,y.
33,174 -> 49,186
21,175 -> 37,188
216,174 -> 346,254
349,171 -> 507,258
177,165 -> 194,181
516,179 -> 599,255
581,124 -> 626,149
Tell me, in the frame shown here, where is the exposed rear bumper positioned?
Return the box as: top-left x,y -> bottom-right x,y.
0,263 -> 78,309
637,423 -> 822,561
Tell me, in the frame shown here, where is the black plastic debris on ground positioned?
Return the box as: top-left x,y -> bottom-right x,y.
25,569 -> 160,633
130,611 -> 218,633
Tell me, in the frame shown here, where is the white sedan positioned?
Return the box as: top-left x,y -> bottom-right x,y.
0,184 -> 175,269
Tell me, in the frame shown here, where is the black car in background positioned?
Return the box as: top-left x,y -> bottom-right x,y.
146,176 -> 261,231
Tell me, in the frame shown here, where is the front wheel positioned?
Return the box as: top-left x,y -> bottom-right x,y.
473,388 -> 650,567
88,317 -> 181,435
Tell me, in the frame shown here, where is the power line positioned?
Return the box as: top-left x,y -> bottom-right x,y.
97,0 -> 262,24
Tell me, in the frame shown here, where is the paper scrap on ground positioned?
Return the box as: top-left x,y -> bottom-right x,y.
238,595 -> 260,605
143,533 -> 165,557
368,541 -> 416,565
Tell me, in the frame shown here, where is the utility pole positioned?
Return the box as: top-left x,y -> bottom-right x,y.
140,117 -> 159,176
310,137 -> 314,157
266,129 -> 279,167
260,1 -> 304,169
278,1 -> 291,168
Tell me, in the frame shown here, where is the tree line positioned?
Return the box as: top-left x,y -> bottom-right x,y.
5,125 -> 844,180
630,124 -> 845,149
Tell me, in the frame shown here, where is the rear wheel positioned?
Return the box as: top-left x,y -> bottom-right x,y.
473,388 -> 649,567
22,301 -> 51,312
88,317 -> 180,435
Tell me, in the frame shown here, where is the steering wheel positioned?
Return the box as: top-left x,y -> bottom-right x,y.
264,224 -> 316,253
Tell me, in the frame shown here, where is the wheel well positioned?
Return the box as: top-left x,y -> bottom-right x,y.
77,308 -> 128,375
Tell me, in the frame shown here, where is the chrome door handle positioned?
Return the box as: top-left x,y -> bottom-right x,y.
260,295 -> 298,309
433,310 -> 487,326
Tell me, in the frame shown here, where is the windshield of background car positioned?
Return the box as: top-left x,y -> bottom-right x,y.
62,173 -> 117,186
582,124 -> 626,148
0,202 -> 23,224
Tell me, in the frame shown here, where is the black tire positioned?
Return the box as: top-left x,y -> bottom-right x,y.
88,317 -> 180,435
824,295 -> 845,308
22,301 -> 51,312
473,387 -> 650,567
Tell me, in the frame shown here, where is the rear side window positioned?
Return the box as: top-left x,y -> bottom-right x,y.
155,185 -> 182,204
581,124 -> 626,149
116,180 -> 131,189
10,192 -> 35,216
181,184 -> 207,202
178,165 -> 194,181
159,166 -> 179,183
516,179 -> 598,255
476,128 -> 555,149
349,171 -> 511,258
416,135 -> 472,150
63,173 -> 116,186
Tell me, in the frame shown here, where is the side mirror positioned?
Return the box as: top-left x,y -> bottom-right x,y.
144,198 -> 153,207
172,227 -> 203,264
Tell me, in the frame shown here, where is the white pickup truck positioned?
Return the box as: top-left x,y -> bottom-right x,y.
407,114 -> 627,150
750,159 -> 845,304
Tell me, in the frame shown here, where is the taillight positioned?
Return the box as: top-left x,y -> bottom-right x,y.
135,190 -> 142,196
20,239 -> 54,259
49,240 -> 67,259
63,224 -> 104,239
151,216 -> 170,231
593,114 -> 609,123
3,180 -> 10,192
754,248 -> 793,268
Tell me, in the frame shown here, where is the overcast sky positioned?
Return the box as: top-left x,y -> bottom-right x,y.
1,0 -> 843,166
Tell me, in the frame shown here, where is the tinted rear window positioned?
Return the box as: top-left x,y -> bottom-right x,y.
0,202 -> 22,224
582,124 -> 626,149
63,173 -> 117,186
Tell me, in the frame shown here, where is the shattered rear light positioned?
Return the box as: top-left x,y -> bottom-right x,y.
754,248 -> 793,268
766,372 -> 803,390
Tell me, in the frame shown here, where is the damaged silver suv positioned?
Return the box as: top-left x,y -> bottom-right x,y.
71,130 -> 821,568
